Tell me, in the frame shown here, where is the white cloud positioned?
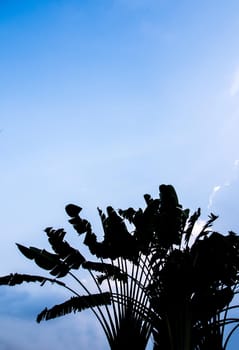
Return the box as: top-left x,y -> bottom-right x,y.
207,159 -> 239,209
208,185 -> 221,209
229,67 -> 239,97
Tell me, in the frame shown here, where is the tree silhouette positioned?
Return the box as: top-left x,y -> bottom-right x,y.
0,185 -> 239,349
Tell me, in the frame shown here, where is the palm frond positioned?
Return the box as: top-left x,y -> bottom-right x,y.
118,207 -> 137,224
197,213 -> 219,238
82,260 -> 120,273
16,243 -> 69,277
36,292 -> 111,323
1,184 -> 239,350
97,273 -> 127,285
184,208 -> 201,245
65,204 -> 92,235
0,273 -> 65,287
45,227 -> 86,269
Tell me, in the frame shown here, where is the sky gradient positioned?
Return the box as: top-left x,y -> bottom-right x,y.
1,1 -> 239,349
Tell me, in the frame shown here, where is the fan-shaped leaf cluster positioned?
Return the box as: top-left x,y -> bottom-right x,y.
0,185 -> 239,350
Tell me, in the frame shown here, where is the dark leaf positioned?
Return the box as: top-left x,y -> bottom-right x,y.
197,212 -> 219,238
16,244 -> 70,278
0,273 -> 65,287
69,217 -> 91,235
159,184 -> 179,209
144,194 -> 153,205
65,204 -> 82,217
36,292 -> 111,323
16,243 -> 36,260
49,264 -> 70,278
97,273 -> 127,285
45,227 -> 86,268
184,208 -> 201,245
118,207 -> 136,224
45,227 -> 66,240
82,261 -> 127,282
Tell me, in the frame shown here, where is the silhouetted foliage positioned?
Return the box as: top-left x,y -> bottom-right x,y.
1,185 -> 239,350
36,293 -> 111,323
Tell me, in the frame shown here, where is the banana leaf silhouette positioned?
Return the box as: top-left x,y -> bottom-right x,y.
0,185 -> 239,350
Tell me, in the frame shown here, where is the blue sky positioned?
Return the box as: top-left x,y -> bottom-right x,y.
1,0 -> 239,348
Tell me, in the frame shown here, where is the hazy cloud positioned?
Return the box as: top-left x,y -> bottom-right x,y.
208,185 -> 221,209
208,160 -> 239,209
0,314 -> 107,350
234,159 -> 239,167
0,280 -> 110,349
